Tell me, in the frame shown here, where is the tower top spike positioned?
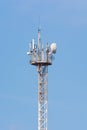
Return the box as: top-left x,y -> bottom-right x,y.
38,25 -> 41,33
38,16 -> 41,32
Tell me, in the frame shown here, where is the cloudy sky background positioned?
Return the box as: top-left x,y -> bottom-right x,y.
0,0 -> 87,130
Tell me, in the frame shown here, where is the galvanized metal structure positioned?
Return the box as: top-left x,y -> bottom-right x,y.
27,27 -> 56,130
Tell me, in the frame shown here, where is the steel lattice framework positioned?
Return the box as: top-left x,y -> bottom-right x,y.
38,65 -> 48,130
27,28 -> 56,130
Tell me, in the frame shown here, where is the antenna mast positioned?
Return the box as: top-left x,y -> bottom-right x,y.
27,27 -> 57,130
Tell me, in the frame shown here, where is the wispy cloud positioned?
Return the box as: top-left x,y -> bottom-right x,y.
8,124 -> 17,130
0,93 -> 33,104
8,124 -> 23,130
8,123 -> 29,130
2,0 -> 87,28
10,0 -> 87,13
12,0 -> 87,27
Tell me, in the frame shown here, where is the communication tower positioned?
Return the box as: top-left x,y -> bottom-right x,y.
27,27 -> 57,130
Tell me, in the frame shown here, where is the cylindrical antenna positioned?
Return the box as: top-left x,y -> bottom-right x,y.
38,25 -> 41,61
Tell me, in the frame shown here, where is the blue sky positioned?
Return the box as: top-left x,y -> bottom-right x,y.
0,0 -> 87,130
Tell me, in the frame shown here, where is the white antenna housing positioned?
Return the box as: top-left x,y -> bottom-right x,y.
50,43 -> 57,54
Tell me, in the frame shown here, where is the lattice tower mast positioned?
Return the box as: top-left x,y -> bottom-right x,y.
27,27 -> 56,130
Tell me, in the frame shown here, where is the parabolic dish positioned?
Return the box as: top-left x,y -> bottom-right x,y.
50,43 -> 57,54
